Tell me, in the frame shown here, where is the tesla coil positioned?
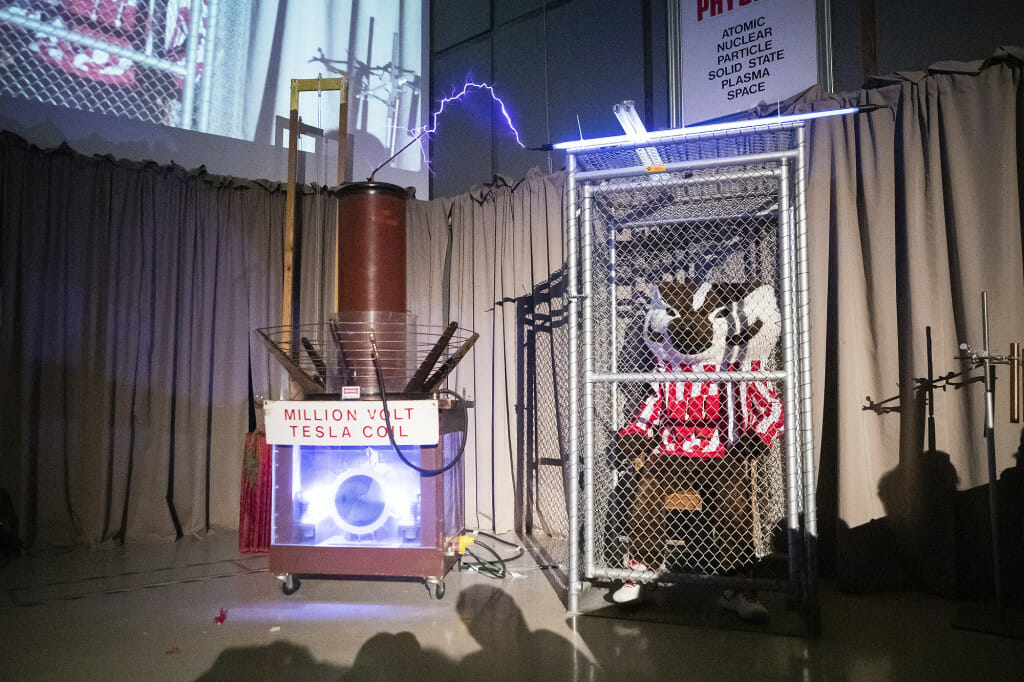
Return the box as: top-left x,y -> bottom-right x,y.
257,181 -> 477,598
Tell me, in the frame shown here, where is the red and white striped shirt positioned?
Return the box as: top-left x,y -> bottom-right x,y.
620,360 -> 784,457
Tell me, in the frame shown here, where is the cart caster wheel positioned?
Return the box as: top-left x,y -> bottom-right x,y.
426,579 -> 445,599
281,574 -> 301,596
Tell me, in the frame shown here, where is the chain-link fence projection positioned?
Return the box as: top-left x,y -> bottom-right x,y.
1,1 -> 224,131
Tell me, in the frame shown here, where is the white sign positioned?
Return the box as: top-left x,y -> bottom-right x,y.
681,0 -> 818,126
263,400 -> 439,446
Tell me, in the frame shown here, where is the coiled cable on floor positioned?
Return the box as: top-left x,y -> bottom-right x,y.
460,530 -> 524,579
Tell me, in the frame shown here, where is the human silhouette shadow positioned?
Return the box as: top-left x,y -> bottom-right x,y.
196,640 -> 344,680
455,584 -> 595,680
950,427 -> 1024,607
878,445 -> 959,596
196,629 -> 460,681
996,428 -> 1024,606
834,447 -> 959,595
341,631 -> 458,681
839,355 -> 964,596
196,586 -> 594,680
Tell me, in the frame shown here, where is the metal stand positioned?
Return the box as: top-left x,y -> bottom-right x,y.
953,291 -> 1024,638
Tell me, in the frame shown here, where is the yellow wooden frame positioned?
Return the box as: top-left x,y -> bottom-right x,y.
283,76 -> 350,329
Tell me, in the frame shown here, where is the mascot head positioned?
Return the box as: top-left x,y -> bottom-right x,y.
642,280 -> 781,367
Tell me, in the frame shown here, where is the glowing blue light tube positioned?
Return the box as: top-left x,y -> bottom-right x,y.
553,106 -> 862,152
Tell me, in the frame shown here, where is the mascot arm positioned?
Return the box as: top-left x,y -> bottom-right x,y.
612,385 -> 665,470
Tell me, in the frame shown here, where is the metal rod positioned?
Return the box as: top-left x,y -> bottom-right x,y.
405,322 -> 459,394
778,159 -> 804,594
1011,342 -> 1020,423
197,0 -> 220,133
299,337 -> 327,385
422,333 -> 480,394
581,182 -> 597,581
554,110 -> 852,153
927,326 -> 936,452
984,416 -> 1004,612
609,223 -> 618,430
794,124 -> 820,631
180,0 -> 204,129
0,7 -> 186,75
983,291 -> 991,358
591,370 -> 786,383
979,292 -> 1004,613
611,209 -> 779,232
666,0 -> 682,127
256,329 -> 326,395
983,292 -> 993,433
574,150 -> 798,183
566,153 -> 581,613
593,566 -> 781,591
817,0 -> 835,94
328,320 -> 352,387
370,129 -> 428,182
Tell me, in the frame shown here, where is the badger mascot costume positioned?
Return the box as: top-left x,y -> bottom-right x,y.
606,278 -> 784,620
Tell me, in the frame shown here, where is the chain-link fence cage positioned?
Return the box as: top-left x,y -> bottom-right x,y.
0,0 -> 248,134
516,266 -> 574,591
563,122 -> 817,630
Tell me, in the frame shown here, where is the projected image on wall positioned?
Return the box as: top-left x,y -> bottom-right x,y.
0,0 -> 423,178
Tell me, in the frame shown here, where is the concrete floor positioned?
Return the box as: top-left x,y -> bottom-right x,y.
1,531 -> 1022,681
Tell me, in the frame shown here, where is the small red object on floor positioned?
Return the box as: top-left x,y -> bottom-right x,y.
215,608 -> 227,625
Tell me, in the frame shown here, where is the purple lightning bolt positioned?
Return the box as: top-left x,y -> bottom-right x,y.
419,81 -> 526,147
370,81 -> 524,181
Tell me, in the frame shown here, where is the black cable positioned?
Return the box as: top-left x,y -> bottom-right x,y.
467,529 -> 523,551
369,331 -> 467,477
458,530 -> 525,579
857,103 -> 896,122
463,542 -> 508,579
857,104 -> 886,114
369,129 -> 428,182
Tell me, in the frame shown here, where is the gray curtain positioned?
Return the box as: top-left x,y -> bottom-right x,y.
796,47 -> 1024,595
0,133 -> 289,547
406,171 -> 569,533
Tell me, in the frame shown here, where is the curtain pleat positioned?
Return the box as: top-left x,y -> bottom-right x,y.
406,171 -> 567,532
0,134 -> 287,546
799,48 -> 1024,593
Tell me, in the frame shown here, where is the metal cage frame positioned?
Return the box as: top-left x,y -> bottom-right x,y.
564,120 -> 818,632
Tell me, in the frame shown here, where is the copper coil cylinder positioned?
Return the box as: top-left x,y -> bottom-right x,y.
337,181 -> 408,314
335,181 -> 411,396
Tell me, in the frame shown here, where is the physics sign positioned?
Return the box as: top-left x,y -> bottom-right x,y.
681,0 -> 818,126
